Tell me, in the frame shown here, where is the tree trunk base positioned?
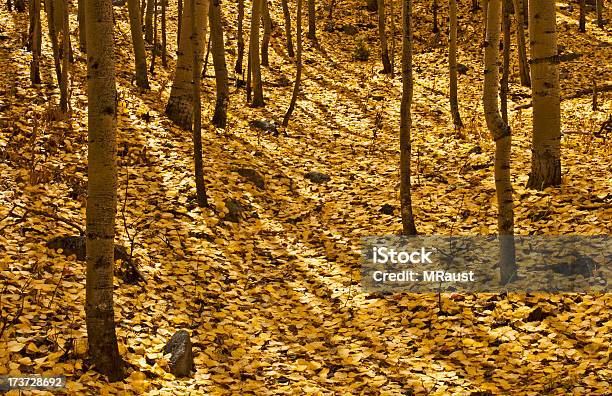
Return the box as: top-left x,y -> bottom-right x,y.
165,96 -> 193,130
527,157 -> 561,189
212,97 -> 228,128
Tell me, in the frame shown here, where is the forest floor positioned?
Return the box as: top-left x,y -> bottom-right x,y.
1,0 -> 611,394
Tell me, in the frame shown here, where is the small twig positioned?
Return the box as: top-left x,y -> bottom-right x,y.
48,261 -> 68,308
13,203 -> 84,235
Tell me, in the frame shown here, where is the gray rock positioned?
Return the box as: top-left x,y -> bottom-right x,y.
305,171 -> 331,184
164,330 -> 193,377
236,168 -> 265,189
457,63 -> 469,75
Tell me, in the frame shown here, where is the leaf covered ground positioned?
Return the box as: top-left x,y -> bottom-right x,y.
0,0 -> 611,394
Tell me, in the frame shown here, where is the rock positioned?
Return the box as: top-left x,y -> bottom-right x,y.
305,171 -> 331,184
164,330 -> 193,377
236,168 -> 265,189
224,198 -> 245,222
379,204 -> 395,215
249,120 -> 279,136
457,63 -> 469,75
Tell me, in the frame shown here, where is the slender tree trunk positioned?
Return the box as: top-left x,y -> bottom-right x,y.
307,0 -> 316,40
367,0 -> 377,12
85,0 -> 124,381
210,0 -> 229,127
483,0 -> 516,283
482,0 -> 488,44
596,0 -> 604,28
431,0 -> 439,33
45,0 -> 62,85
282,0 -> 294,57
127,0 -> 150,88
377,0 -> 392,73
326,0 -> 335,30
150,0 -> 158,73
145,0 -> 154,42
30,0 -> 42,84
60,0 -> 69,113
28,0 -> 35,50
527,0 -> 561,189
191,0 -> 209,207
512,0 -> 530,87
177,0 -> 182,46
78,0 -> 86,52
162,0 -> 167,66
400,0 -> 417,235
389,0 -> 395,77
235,0 -> 245,73
579,0 -> 586,32
165,0 -> 207,129
471,0 -> 479,12
283,0 -> 302,126
246,49 -> 252,101
449,0 -> 462,129
249,0 -> 265,106
500,0 -> 510,123
261,0 -> 271,66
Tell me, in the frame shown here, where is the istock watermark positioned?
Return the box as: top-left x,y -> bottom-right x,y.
361,236 -> 610,293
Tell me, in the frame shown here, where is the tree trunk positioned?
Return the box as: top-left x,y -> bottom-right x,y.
500,0 -> 510,123
448,0 -> 462,129
45,0 -> 62,86
482,0 -> 488,44
127,0 -> 150,88
596,0 -> 604,28
527,0 -> 561,189
249,0 -> 265,107
431,0 -> 439,33
283,0 -> 302,126
161,0 -> 167,66
165,0 -> 208,129
85,0 -> 125,381
191,0 -> 209,207
150,0 -> 158,73
281,0 -> 294,57
400,0 -> 417,235
367,0 -> 377,12
377,0 -> 392,73
483,0 -> 516,284
235,0 -> 245,73
210,0 -> 229,128
579,0 -> 586,32
512,0 -> 530,87
261,0 -> 271,66
59,0 -> 69,113
389,0 -> 395,76
14,0 -> 25,12
30,0 -> 42,84
307,0 -> 316,40
78,0 -> 86,52
177,0 -> 182,46
145,0 -> 154,42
